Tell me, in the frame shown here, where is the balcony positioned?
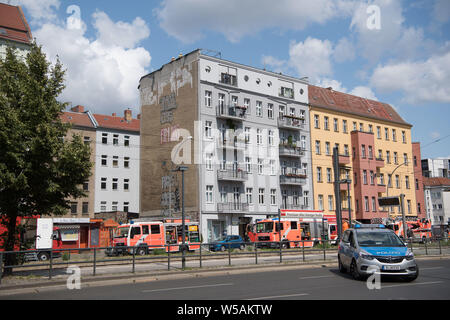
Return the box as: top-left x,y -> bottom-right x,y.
218,137 -> 245,150
219,73 -> 237,86
217,166 -> 248,182
376,183 -> 387,193
375,157 -> 385,168
277,116 -> 304,130
338,155 -> 351,165
279,144 -> 304,158
217,202 -> 249,213
216,105 -> 247,121
281,203 -> 306,210
280,170 -> 307,185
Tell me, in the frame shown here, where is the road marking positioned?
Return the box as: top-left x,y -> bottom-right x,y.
247,293 -> 309,300
298,274 -> 335,280
382,281 -> 443,289
142,283 -> 234,293
420,267 -> 443,270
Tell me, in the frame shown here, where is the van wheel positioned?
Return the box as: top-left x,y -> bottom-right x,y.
350,259 -> 363,280
338,255 -> 347,273
38,252 -> 50,261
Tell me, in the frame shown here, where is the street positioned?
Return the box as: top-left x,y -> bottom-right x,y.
2,257 -> 449,300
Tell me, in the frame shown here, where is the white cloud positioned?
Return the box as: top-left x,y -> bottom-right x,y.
26,11 -> 151,115
288,37 -> 334,82
5,0 -> 60,24
349,86 -> 378,100
316,78 -> 348,93
433,0 -> 450,24
155,0 -> 355,43
370,51 -> 450,104
333,37 -> 356,63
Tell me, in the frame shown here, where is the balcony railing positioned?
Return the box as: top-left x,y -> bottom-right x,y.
277,116 -> 304,129
216,105 -> 247,121
217,166 -> 248,181
279,144 -> 304,157
217,202 -> 249,213
281,203 -> 306,210
280,171 -> 307,185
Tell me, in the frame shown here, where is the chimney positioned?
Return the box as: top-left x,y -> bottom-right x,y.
112,113 -> 117,117
124,109 -> 132,122
137,113 -> 141,120
71,105 -> 84,113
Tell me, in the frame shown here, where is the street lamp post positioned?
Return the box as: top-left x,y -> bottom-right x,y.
173,165 -> 188,270
339,179 -> 352,228
385,161 -> 408,240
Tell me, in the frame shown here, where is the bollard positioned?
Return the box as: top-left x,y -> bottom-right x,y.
168,246 -> 170,271
228,243 -> 231,266
49,250 -> 53,280
302,240 -> 305,262
439,239 -> 442,255
132,247 -> 136,273
425,239 -> 428,255
255,243 -> 258,265
323,240 -> 326,260
93,248 -> 97,276
199,244 -> 202,269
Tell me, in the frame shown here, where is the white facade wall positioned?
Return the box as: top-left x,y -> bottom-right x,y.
198,55 -> 313,241
0,39 -> 30,61
425,186 -> 450,225
94,129 -> 140,214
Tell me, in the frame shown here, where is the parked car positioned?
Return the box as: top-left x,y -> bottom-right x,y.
209,235 -> 245,252
338,224 -> 418,282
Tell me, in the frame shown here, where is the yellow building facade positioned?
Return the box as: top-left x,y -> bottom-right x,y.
309,85 -> 418,223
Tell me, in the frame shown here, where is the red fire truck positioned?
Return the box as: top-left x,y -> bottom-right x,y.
386,219 -> 432,243
106,220 -> 201,256
247,210 -> 329,248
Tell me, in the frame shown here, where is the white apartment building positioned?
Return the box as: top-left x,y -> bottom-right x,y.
424,177 -> 450,226
422,158 -> 450,178
0,3 -> 32,61
139,50 -> 314,243
93,110 -> 140,214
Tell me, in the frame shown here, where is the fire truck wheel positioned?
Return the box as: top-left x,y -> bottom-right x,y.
136,247 -> 147,256
38,252 -> 50,261
421,236 -> 427,244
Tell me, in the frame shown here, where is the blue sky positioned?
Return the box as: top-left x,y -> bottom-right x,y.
4,0 -> 450,159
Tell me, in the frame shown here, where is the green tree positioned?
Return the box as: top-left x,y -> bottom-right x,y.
0,43 -> 92,271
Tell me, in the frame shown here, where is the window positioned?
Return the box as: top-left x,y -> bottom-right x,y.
395,175 -> 400,188
407,200 -> 411,214
102,133 -> 108,144
246,188 -> 253,204
256,101 -> 262,117
244,98 -> 250,114
112,201 -> 118,211
301,136 -> 306,150
83,181 -> 89,191
267,104 -> 274,119
279,105 -> 286,118
368,146 -> 373,159
315,140 -> 321,154
416,178 -> 419,190
392,129 -> 397,141
100,201 -> 107,212
259,188 -> 265,204
142,225 -> 149,235
268,130 -> 274,146
363,170 -> 368,184
314,115 -> 320,128
402,131 -> 406,143
344,144 -> 349,156
205,90 -> 212,107
377,126 -> 381,139
206,186 -> 213,203
124,179 -> 129,191
70,202 -> 77,214
385,128 -> 389,140
101,178 -> 107,190
258,159 -> 263,174
279,86 -> 294,98
318,195 -> 324,211
365,197 -> 369,211
324,116 -> 329,130
303,191 -> 309,207
124,202 -> 129,213
353,122 -> 357,131
220,72 -> 237,86
343,120 -> 348,133
405,176 -> 410,189
359,123 -> 364,132
112,178 -> 118,190
404,153 -> 408,165
151,225 -> 160,234
379,174 -> 385,185
327,168 -> 332,183
245,157 -> 251,173
370,171 -> 374,185
205,120 -> 212,138
270,189 -> 276,205
317,167 -> 322,182
372,197 -> 376,212
361,145 -> 366,158
245,127 -> 251,144
113,156 -> 119,168
206,153 -> 213,170
378,149 -> 383,160
386,151 -> 391,163
394,152 -> 398,164
101,155 -> 107,166
218,93 -> 225,109
231,95 -> 238,107
328,195 -> 334,210
368,124 -> 373,133
325,142 -> 330,155
270,160 -> 276,175
113,134 -> 119,146
124,157 -> 130,168
334,118 -> 339,132
83,137 -> 90,145
414,156 -> 417,167
124,136 -> 130,147
257,129 -> 263,145
388,174 -> 392,187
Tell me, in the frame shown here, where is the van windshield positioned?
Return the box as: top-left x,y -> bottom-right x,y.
357,231 -> 405,247
116,227 -> 129,238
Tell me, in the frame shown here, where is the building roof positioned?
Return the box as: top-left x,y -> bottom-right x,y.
423,177 -> 450,187
93,113 -> 140,133
60,111 -> 96,129
0,3 -> 33,44
308,85 -> 412,127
